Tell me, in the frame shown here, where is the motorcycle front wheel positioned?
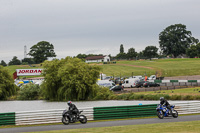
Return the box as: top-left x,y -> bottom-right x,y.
157,110 -> 164,119
79,115 -> 87,124
172,110 -> 178,118
62,116 -> 69,125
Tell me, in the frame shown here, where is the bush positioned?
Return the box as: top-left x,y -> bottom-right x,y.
182,95 -> 194,100
0,66 -> 18,100
93,86 -> 114,100
17,83 -> 41,100
170,95 -> 182,100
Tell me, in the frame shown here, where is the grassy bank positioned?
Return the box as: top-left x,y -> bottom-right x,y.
5,58 -> 200,78
100,87 -> 200,101
26,120 -> 200,133
100,58 -> 200,77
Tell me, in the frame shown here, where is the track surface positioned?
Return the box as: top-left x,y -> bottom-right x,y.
1,115 -> 200,133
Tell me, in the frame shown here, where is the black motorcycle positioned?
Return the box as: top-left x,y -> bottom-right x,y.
62,110 -> 87,125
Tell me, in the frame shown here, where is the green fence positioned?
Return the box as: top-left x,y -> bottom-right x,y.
0,112 -> 15,126
93,104 -> 157,120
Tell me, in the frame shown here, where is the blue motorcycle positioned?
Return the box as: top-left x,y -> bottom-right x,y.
156,104 -> 178,119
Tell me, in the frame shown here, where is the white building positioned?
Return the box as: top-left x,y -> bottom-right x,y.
85,55 -> 110,63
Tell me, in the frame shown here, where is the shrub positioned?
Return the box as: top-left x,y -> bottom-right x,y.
183,95 -> 194,100
17,83 -> 41,100
93,86 -> 114,100
170,95 -> 182,100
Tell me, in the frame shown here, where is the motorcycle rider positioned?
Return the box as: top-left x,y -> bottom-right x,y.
67,101 -> 79,121
160,97 -> 172,115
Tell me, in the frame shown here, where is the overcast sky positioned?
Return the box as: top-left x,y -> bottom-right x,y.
0,0 -> 200,63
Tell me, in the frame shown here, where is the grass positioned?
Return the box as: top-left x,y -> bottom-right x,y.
99,64 -> 155,78
4,58 -> 200,77
25,120 -> 200,133
135,87 -> 200,96
100,58 -> 200,77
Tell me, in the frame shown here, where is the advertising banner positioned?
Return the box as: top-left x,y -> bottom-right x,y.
16,69 -> 43,76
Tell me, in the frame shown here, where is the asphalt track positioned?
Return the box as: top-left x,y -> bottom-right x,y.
1,115 -> 200,133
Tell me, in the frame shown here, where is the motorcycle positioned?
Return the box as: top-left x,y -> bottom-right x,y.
156,104 -> 178,119
62,110 -> 87,125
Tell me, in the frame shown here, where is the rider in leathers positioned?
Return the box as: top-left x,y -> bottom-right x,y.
160,97 -> 172,115
67,101 -> 79,121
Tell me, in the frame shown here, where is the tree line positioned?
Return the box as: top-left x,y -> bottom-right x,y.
0,23 -> 200,67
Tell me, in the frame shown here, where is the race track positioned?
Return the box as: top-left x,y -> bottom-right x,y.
1,115 -> 200,133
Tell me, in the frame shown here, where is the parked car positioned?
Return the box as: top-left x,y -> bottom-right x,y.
143,81 -> 160,87
147,75 -> 157,80
97,80 -> 115,88
122,78 -> 140,88
135,80 -> 146,88
109,85 -> 124,91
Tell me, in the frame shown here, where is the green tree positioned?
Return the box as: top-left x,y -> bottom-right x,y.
186,45 -> 197,58
137,51 -> 144,59
159,24 -> 199,57
116,53 -> 127,60
196,43 -> 200,57
17,83 -> 41,100
127,48 -> 137,60
8,56 -> 21,65
0,66 -> 18,100
120,44 -> 124,53
143,46 -> 158,60
28,41 -> 56,63
41,57 -> 101,101
0,60 -> 7,66
76,53 -> 87,59
22,58 -> 35,64
116,44 -> 127,59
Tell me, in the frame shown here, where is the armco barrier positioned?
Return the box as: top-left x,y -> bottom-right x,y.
0,101 -> 199,126
94,104 -> 157,120
0,112 -> 15,126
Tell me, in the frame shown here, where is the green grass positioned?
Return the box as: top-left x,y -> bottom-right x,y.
99,58 -> 200,77
25,120 -> 200,133
135,87 -> 200,96
4,58 -> 200,78
99,64 -> 155,78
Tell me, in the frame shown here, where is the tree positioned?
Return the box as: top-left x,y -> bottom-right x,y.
76,53 -> 87,59
8,56 -> 21,65
0,60 -> 7,66
186,45 -> 197,58
116,44 -> 127,59
159,24 -> 199,57
120,44 -> 124,53
22,58 -> 35,64
17,83 -> 41,100
41,57 -> 101,101
0,66 -> 18,100
28,41 -> 56,63
143,46 -> 158,60
187,43 -> 200,58
127,48 -> 137,60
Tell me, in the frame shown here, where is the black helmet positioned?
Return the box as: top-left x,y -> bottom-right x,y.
160,97 -> 164,101
67,101 -> 72,106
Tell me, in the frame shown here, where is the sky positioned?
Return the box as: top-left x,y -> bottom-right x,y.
0,0 -> 200,63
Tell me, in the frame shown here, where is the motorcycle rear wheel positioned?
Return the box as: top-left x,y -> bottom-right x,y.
62,116 -> 69,125
157,111 -> 164,119
172,110 -> 178,118
79,115 -> 87,124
